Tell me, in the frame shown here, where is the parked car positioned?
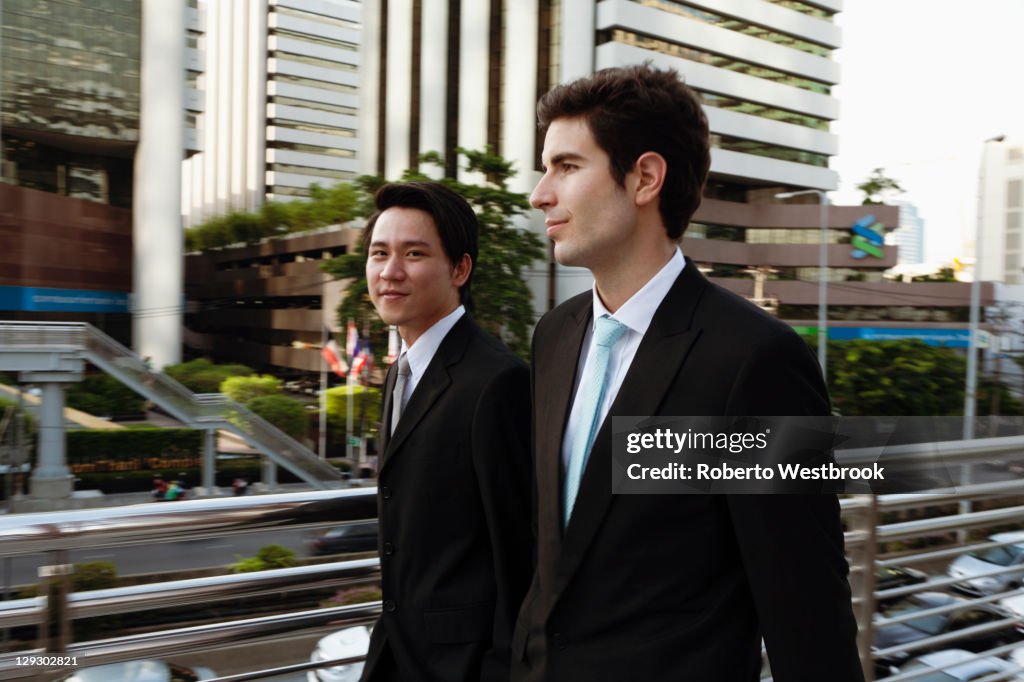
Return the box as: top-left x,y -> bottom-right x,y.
876,565 -> 929,607
61,659 -> 215,682
999,593 -> 1024,635
893,648 -> 1018,681
872,592 -> 1023,677
948,531 -> 1024,596
307,522 -> 379,555
307,625 -> 371,682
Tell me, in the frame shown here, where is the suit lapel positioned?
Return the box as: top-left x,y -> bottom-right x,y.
379,315 -> 474,474
380,362 -> 398,456
536,298 -> 590,565
555,263 -> 708,595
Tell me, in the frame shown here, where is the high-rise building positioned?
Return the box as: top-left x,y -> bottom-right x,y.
976,137 -> 1024,284
889,201 -> 925,265
1,0 -> 203,365
181,0 -> 363,227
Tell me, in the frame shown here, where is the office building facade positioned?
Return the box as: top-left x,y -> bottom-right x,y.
181,0 -> 363,227
1,0 -> 202,364
977,138 -> 1024,284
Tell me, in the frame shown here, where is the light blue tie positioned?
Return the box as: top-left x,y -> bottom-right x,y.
564,314 -> 628,527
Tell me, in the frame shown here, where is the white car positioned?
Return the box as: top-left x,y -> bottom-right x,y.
61,660 -> 216,682
897,649 -> 1017,681
948,531 -> 1024,596
307,625 -> 371,682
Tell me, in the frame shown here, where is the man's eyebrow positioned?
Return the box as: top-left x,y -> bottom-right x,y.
547,152 -> 585,167
368,239 -> 433,249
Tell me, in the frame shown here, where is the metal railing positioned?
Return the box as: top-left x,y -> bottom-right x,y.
0,321 -> 344,487
1,433 -> 1024,680
0,489 -> 379,680
837,435 -> 1024,682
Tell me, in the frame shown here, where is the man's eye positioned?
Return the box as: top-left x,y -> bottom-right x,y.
370,249 -> 387,258
561,163 -> 577,173
407,250 -> 424,257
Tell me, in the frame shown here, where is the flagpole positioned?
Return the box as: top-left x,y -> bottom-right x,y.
346,367 -> 354,462
319,325 -> 328,460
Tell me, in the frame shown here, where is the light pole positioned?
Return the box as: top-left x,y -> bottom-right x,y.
964,135 -> 1006,440
776,189 -> 830,379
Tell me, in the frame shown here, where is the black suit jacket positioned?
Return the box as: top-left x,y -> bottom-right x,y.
362,314 -> 532,682
512,261 -> 864,682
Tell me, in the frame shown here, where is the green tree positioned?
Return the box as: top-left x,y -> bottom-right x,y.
221,375 -> 282,404
856,167 -> 904,205
326,385 -> 381,442
246,394 -> 309,440
822,339 -> 966,416
322,148 -> 545,359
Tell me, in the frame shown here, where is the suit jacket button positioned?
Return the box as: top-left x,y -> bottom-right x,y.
381,486 -> 392,500
384,600 -> 397,613
383,542 -> 394,556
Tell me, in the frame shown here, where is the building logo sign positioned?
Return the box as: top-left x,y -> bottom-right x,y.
850,214 -> 884,259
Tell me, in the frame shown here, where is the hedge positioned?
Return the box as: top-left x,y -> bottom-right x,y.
67,428 -> 201,463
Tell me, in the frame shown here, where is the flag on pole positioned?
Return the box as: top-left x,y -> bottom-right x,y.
351,338 -> 371,377
321,326 -> 348,378
345,319 -> 358,360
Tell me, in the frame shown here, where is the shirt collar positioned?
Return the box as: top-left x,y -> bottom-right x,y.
400,305 -> 466,380
592,248 -> 685,337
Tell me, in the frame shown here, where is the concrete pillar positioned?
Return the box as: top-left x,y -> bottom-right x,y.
134,0 -> 186,369
202,429 -> 216,492
23,376 -> 80,499
262,458 -> 278,491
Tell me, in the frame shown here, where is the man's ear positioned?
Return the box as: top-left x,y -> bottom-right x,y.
452,253 -> 473,287
633,151 -> 667,208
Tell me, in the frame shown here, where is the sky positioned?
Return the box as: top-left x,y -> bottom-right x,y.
829,0 -> 1024,265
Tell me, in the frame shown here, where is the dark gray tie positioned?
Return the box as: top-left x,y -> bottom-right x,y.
390,352 -> 410,436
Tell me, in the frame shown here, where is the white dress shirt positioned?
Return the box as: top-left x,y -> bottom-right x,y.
397,304 -> 466,409
561,249 -> 686,470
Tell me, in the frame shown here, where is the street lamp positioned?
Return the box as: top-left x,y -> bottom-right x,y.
775,189 -> 830,380
964,134 -> 1006,439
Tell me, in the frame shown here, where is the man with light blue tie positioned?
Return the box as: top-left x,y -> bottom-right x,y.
511,64 -> 864,681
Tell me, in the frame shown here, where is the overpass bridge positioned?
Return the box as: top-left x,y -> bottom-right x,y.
0,322 -> 343,504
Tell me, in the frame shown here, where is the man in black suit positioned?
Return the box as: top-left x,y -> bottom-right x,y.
511,64 -> 864,681
360,182 -> 532,682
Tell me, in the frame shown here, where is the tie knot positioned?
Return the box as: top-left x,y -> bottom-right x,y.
593,315 -> 627,349
396,352 -> 411,377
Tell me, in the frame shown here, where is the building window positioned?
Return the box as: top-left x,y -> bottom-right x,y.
600,29 -> 832,95
1008,179 -> 1022,210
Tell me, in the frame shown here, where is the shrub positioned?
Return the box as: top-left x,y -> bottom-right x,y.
230,544 -> 297,573
73,561 -> 118,591
320,586 -> 382,607
246,394 -> 309,440
221,375 -> 282,404
165,358 -> 255,394
66,428 -> 201,462
66,375 -> 145,417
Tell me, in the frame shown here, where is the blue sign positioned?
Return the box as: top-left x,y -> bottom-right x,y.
828,327 -> 969,348
0,286 -> 130,313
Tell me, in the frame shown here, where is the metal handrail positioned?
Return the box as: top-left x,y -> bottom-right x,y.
0,489 -> 380,677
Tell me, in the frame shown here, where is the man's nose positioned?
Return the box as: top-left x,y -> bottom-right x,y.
530,173 -> 554,209
379,256 -> 405,280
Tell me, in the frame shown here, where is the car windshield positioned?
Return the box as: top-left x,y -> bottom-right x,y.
970,544 -> 1024,566
882,601 -> 947,636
